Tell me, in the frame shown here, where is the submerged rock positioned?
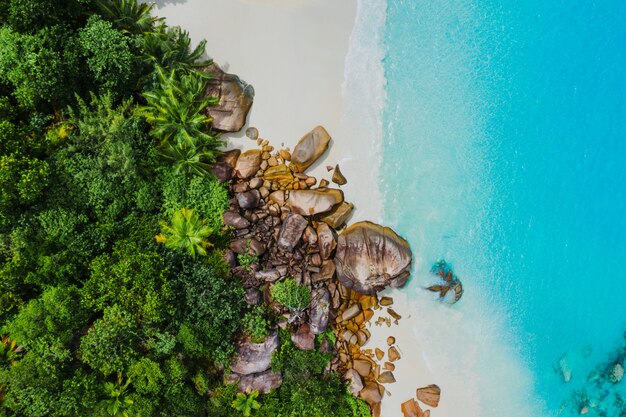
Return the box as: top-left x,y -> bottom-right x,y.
231,332 -> 279,375
610,363 -> 624,383
291,126 -> 331,172
335,221 -> 412,294
287,189 -> 343,216
203,63 -> 254,132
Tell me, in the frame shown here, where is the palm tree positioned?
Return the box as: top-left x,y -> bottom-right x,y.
96,0 -> 159,34
142,25 -> 212,71
136,67 -> 222,175
231,390 -> 261,417
159,208 -> 213,257
0,336 -> 23,367
101,373 -> 133,417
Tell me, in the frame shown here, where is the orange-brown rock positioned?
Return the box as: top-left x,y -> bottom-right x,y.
387,336 -> 396,346
401,399 -> 424,417
352,359 -> 372,377
335,221 -> 412,294
375,348 -> 384,360
332,164 -> 347,185
291,126 -> 331,172
263,164 -> 293,187
319,201 -> 354,228
388,308 -> 402,320
380,296 -> 394,306
378,371 -> 396,384
384,362 -> 395,371
202,63 -> 254,132
388,346 -> 401,362
235,150 -> 262,179
359,382 -> 383,406
416,384 -> 441,408
287,189 -> 343,216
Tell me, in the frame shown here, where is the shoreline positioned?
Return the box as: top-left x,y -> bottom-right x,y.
154,1 -> 423,415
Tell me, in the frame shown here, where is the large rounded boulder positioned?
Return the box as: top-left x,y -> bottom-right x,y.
335,221 -> 412,294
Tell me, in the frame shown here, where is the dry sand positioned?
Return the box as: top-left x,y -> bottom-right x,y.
153,1 -> 425,415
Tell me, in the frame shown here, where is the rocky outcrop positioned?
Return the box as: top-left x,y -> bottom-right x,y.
202,63 -> 254,132
320,202 -> 353,229
332,164 -> 347,185
221,127 -> 415,417
237,370 -> 282,395
335,221 -> 412,294
235,150 -> 262,179
290,126 -> 331,172
344,369 -> 364,396
287,189 -> 343,216
309,287 -> 330,334
223,212 -> 250,229
290,323 -> 315,351
401,399 -> 424,417
416,384 -> 441,408
231,332 -> 279,375
277,213 -> 308,252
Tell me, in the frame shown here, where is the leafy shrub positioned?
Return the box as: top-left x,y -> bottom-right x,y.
5,285 -> 87,348
161,170 -> 229,231
80,305 -> 139,376
82,241 -> 173,323
159,208 -> 213,258
128,358 -> 164,396
171,254 -> 244,364
242,306 -> 269,343
78,15 -> 135,97
270,278 -> 311,311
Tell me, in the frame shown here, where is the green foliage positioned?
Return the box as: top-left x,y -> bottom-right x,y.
127,359 -> 164,396
232,390 -> 261,417
80,305 -> 139,376
208,382 -> 238,417
5,285 -> 87,348
161,170 -> 229,231
237,240 -> 259,271
159,208 -> 213,257
5,0 -> 89,33
100,373 -> 133,417
0,336 -> 22,368
95,0 -> 158,35
243,306 -> 269,343
172,254 -> 244,364
78,16 -> 135,98
1,337 -> 71,417
0,154 -> 49,221
142,25 -> 211,73
83,241 -> 173,322
136,67 -> 222,175
270,278 -> 311,311
260,331 -> 370,416
0,27 -> 66,109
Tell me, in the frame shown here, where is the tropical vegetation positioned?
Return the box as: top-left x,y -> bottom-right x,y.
0,0 -> 370,416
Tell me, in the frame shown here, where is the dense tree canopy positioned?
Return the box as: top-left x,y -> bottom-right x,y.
0,0 -> 368,416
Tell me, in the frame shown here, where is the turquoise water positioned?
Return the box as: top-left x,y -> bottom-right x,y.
381,0 -> 626,415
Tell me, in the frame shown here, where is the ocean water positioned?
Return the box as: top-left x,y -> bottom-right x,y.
379,0 -> 626,416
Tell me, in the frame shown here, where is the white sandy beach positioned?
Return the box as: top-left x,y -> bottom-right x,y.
153,1 -> 426,415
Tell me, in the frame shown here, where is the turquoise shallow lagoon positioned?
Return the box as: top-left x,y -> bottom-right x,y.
380,0 -> 626,415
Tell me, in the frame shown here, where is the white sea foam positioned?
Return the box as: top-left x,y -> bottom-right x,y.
335,0 -> 388,224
